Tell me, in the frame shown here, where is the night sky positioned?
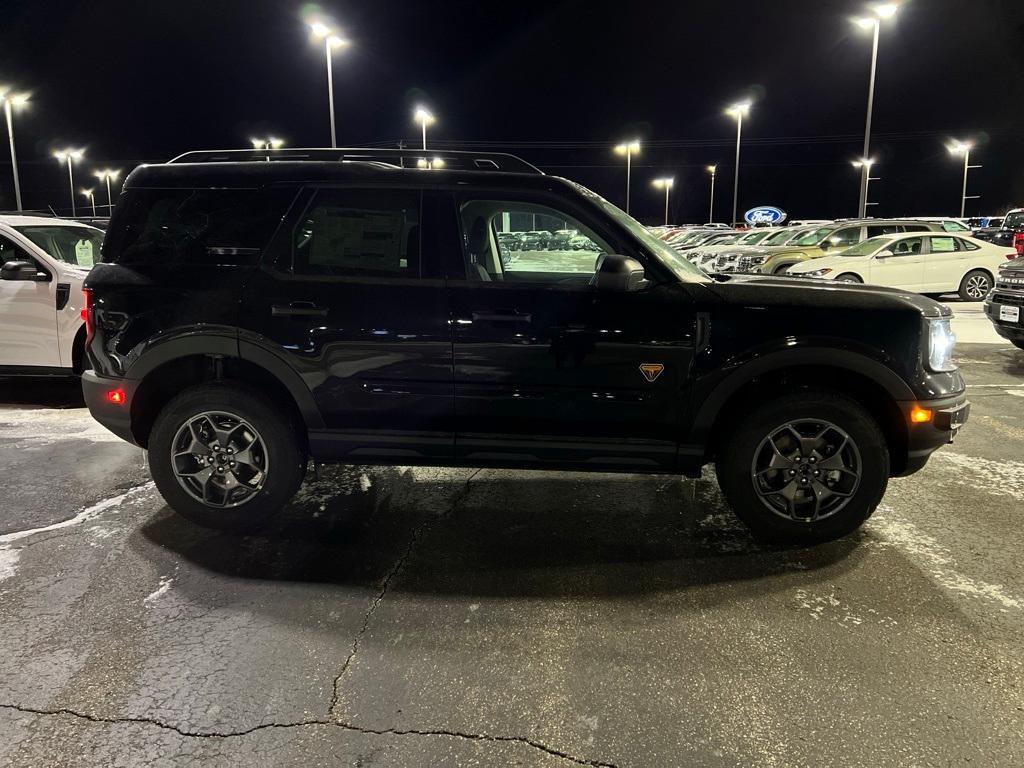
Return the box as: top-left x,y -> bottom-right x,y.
2,0 -> 1023,224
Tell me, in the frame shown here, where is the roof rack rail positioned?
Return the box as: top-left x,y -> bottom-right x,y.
167,147 -> 544,175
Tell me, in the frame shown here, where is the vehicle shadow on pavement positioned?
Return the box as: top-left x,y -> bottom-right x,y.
0,377 -> 84,408
135,465 -> 867,600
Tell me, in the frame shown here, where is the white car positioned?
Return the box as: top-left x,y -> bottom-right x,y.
0,215 -> 103,375
786,231 -> 1018,300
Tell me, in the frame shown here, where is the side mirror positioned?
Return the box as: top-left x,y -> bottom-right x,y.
0,260 -> 47,281
876,249 -> 894,259
595,253 -> 647,292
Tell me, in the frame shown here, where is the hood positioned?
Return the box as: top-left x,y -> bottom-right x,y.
787,254 -> 858,273
702,272 -> 950,318
999,257 -> 1024,275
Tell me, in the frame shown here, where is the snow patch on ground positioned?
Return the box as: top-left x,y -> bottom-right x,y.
794,587 -> 898,627
0,483 -> 153,583
144,576 -> 174,605
0,408 -> 126,445
873,513 -> 1021,611
931,452 -> 1024,501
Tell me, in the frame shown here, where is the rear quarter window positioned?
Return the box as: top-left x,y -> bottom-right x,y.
104,187 -> 297,266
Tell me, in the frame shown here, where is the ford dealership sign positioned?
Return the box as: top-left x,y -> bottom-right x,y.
744,206 -> 787,225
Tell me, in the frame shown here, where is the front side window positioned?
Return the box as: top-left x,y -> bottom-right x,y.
0,234 -> 30,264
459,199 -> 608,283
796,226 -> 833,247
889,237 -> 924,256
826,227 -> 862,248
292,189 -> 420,277
839,236 -> 890,257
15,226 -> 104,267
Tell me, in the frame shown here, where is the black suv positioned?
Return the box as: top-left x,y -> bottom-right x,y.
984,257 -> 1024,349
82,148 -> 969,542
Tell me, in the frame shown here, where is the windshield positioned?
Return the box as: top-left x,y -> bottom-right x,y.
794,226 -> 833,247
14,225 -> 105,267
1004,211 -> 1024,229
764,228 -> 800,245
583,190 -> 708,282
739,230 -> 771,244
838,236 -> 890,256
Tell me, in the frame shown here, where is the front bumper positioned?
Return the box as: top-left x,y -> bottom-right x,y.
983,293 -> 1024,341
897,394 -> 970,476
82,370 -> 139,445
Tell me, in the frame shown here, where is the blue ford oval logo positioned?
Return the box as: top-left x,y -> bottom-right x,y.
744,206 -> 787,225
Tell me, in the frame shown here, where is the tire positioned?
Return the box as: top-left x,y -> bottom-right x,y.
715,389 -> 889,543
834,273 -> 862,283
148,383 -> 307,531
771,264 -> 793,275
958,269 -> 992,301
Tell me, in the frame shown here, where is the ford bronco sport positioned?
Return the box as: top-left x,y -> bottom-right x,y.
82,148 -> 969,542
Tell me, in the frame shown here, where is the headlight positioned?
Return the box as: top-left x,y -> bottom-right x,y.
800,268 -> 833,278
927,318 -> 957,372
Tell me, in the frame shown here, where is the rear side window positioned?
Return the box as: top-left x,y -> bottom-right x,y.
867,225 -> 899,238
105,187 -> 296,266
291,189 -> 421,278
902,224 -> 931,232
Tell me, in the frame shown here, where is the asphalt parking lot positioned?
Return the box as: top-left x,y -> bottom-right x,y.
0,306 -> 1021,767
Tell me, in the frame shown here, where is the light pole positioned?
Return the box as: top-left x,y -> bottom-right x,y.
413,107 -> 435,151
251,136 -> 284,161
947,140 -> 981,218
1,90 -> 29,211
81,188 -> 96,217
94,169 -> 121,216
706,165 -> 717,224
53,148 -> 84,216
613,140 -> 641,214
651,177 -> 674,226
310,22 -> 349,148
853,3 -> 898,218
725,101 -> 751,226
851,158 -> 879,211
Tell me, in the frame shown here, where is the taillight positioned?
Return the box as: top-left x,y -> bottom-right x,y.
1013,232 -> 1024,256
81,288 -> 94,345
1007,252 -> 1018,261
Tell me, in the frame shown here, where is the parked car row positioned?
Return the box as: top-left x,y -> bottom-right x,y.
496,229 -> 601,254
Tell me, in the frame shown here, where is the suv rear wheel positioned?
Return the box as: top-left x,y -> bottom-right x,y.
715,390 -> 888,542
148,383 -> 307,531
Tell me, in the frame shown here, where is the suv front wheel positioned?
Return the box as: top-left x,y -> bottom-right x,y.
148,383 -> 307,531
715,390 -> 889,542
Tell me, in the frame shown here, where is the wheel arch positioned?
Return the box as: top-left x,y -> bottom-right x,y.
125,336 -> 324,448
688,348 -> 913,475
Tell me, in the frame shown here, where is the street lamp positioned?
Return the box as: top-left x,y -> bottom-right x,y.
53,148 -> 84,216
413,106 -> 435,151
416,157 -> 445,170
706,165 -> 717,224
853,3 -> 898,218
309,21 -> 350,148
613,140 -> 641,214
93,169 -> 121,216
947,140 -> 981,218
725,101 -> 751,226
80,188 -> 96,217
0,90 -> 30,211
851,158 -> 879,211
651,177 -> 674,226
251,136 -> 284,161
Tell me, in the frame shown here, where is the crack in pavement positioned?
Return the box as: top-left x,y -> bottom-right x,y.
326,468 -> 484,715
0,703 -> 617,767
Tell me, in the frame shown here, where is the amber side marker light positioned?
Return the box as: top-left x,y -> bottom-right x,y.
106,389 -> 126,405
909,406 -> 933,424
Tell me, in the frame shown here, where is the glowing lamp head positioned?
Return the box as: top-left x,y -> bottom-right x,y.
651,177 -> 674,189
414,106 -> 436,126
874,3 -> 898,19
431,157 -> 445,169
310,21 -> 331,38
726,101 -> 751,118
326,35 -> 348,48
614,140 -> 641,156
81,188 -> 93,197
707,165 -> 717,174
947,140 -> 973,155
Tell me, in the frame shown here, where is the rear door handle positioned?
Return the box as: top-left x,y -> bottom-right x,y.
271,301 -> 329,317
471,310 -> 532,323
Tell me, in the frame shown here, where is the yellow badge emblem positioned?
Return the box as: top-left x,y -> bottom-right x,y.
639,363 -> 664,382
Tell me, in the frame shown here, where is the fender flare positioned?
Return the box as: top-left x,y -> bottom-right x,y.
123,332 -> 325,430
687,346 -> 915,445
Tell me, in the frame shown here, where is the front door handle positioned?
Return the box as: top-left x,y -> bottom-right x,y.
471,310 -> 532,323
271,301 -> 329,317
